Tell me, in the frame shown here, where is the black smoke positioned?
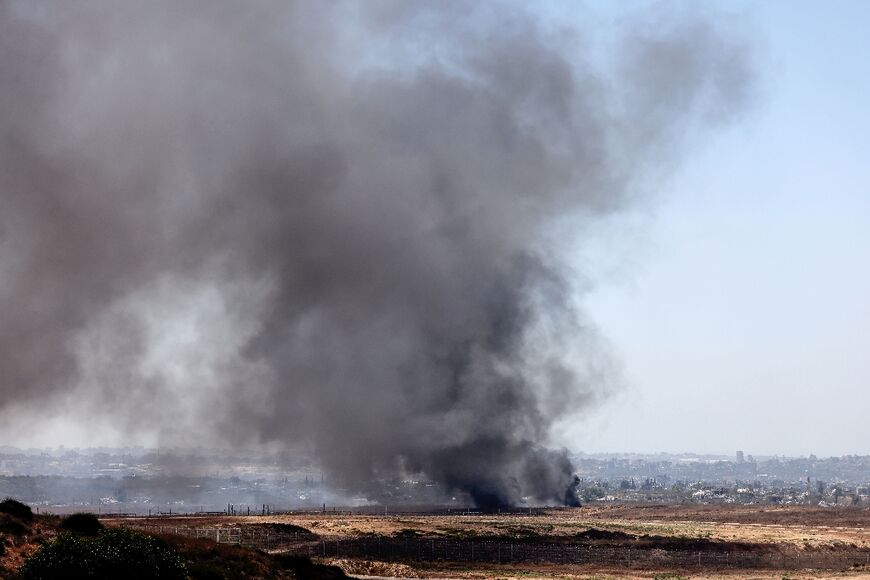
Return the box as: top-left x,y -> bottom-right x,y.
0,1 -> 753,507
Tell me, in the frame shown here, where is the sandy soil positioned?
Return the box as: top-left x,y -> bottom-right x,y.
118,505 -> 870,548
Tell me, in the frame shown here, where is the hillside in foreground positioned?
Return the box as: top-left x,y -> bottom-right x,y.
0,498 -> 350,579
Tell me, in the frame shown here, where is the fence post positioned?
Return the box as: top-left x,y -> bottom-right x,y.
698,551 -> 701,567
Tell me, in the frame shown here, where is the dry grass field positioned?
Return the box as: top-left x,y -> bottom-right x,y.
268,504 -> 869,544
109,505 -> 870,579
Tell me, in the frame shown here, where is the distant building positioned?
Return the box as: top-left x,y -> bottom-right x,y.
736,451 -> 745,464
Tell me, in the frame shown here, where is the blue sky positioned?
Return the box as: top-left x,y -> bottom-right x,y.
563,0 -> 870,455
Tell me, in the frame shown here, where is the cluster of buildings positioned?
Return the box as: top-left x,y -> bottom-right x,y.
572,451 -> 870,506
2,447 -> 869,512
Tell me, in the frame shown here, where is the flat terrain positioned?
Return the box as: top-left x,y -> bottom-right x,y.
108,504 -> 870,579
120,504 -> 870,547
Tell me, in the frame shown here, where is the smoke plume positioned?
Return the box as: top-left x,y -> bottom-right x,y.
0,1 -> 753,506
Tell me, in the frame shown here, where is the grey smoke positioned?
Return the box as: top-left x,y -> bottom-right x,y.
0,1 -> 753,507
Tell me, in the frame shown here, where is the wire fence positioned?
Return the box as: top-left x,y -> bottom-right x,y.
128,523 -> 316,551
125,524 -> 870,571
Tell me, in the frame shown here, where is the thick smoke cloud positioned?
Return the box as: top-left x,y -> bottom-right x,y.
0,1 -> 752,506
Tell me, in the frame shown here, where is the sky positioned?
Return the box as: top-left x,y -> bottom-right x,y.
2,2 -> 867,461
563,0 -> 870,457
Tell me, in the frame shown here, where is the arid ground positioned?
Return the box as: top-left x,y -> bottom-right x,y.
108,504 -> 870,579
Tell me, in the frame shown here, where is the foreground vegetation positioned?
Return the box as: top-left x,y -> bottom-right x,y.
20,528 -> 188,579
0,498 -> 349,579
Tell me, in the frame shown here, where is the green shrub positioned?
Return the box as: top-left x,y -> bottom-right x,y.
19,528 -> 187,579
59,513 -> 104,536
0,498 -> 33,521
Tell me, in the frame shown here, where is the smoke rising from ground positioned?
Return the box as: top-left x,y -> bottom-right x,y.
0,1 -> 753,506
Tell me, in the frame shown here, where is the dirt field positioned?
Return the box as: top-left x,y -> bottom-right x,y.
120,504 -> 870,546
109,505 -> 870,579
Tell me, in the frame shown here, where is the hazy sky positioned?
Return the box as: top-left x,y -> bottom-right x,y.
564,0 -> 870,456
3,2 -> 867,460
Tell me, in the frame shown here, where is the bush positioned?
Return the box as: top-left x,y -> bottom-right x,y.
0,514 -> 28,536
19,528 -> 187,579
59,513 -> 103,536
0,498 -> 33,521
